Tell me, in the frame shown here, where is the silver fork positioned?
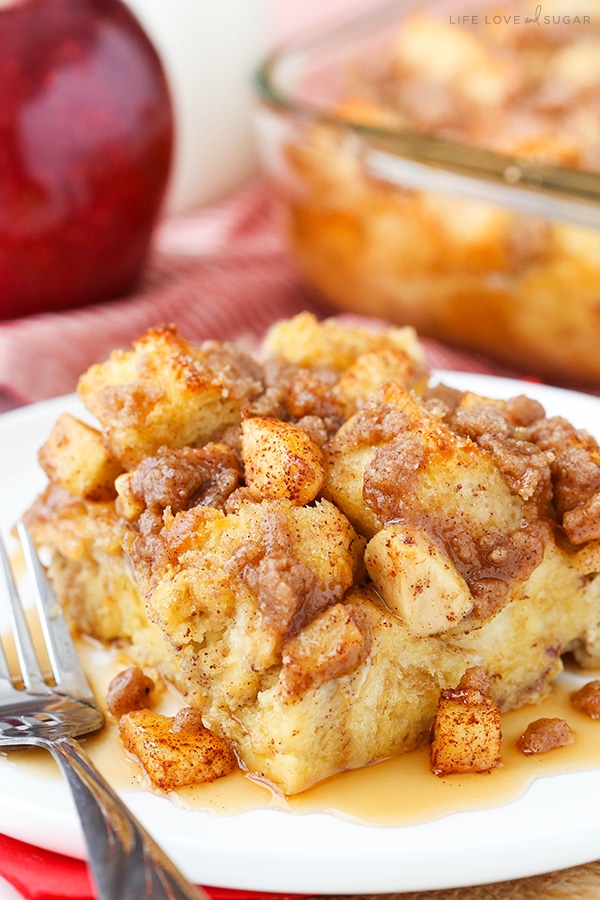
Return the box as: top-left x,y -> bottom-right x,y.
0,521 -> 206,900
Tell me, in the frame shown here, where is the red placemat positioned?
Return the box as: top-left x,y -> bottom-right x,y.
0,833 -> 307,900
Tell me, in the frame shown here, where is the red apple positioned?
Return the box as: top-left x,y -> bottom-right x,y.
0,0 -> 174,319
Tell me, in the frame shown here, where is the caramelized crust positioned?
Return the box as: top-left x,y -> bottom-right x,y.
571,680 -> 600,719
116,443 -> 240,524
516,718 -> 574,755
106,667 -> 156,718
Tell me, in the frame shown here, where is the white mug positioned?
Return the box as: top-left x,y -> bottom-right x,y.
124,0 -> 270,215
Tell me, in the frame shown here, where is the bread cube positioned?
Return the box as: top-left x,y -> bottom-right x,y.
263,311 -> 425,374
234,586 -> 466,795
77,325 -> 261,468
38,413 -> 123,501
327,381 -> 525,545
334,346 -> 427,415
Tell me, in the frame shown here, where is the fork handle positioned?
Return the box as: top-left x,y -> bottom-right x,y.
48,735 -> 206,900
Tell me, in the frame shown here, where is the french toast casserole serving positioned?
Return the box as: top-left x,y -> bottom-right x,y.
22,313 -> 600,795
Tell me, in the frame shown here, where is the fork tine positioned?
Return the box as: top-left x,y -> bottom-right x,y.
0,540 -> 13,685
0,635 -> 10,684
0,527 -> 47,693
16,522 -> 95,703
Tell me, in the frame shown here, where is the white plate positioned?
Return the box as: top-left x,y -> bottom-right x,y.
2,375 -> 600,895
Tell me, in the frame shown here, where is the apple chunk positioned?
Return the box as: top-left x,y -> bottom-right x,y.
119,708 -> 236,790
430,667 -> 502,775
241,414 -> 325,506
364,523 -> 473,636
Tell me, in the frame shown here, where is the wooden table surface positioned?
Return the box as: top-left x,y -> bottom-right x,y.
315,859 -> 600,899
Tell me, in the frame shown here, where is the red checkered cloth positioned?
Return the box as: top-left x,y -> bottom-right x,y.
0,180 -> 521,414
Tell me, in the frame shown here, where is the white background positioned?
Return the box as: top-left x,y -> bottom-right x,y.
0,879 -> 26,899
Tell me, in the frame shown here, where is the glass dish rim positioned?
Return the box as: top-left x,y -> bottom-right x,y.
254,0 -> 600,228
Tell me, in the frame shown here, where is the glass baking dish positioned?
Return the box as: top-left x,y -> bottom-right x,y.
253,0 -> 600,386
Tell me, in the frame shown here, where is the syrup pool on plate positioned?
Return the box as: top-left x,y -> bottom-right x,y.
4,637 -> 600,827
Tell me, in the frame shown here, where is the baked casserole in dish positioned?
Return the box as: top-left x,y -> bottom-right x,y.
254,0 -> 600,385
